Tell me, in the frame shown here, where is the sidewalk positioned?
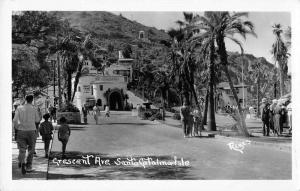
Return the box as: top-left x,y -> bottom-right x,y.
157,112 -> 292,151
12,136 -> 51,180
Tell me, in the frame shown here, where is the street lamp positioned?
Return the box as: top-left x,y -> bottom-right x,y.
242,56 -> 245,108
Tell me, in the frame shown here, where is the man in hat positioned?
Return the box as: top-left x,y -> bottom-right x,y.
260,98 -> 270,136
13,95 -> 41,174
12,101 -> 20,141
269,99 -> 278,135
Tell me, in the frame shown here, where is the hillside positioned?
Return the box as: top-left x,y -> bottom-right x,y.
53,11 -> 169,44
226,52 -> 277,100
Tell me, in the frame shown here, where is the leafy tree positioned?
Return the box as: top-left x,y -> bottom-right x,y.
12,11 -> 63,97
107,43 -> 114,52
122,44 -> 132,58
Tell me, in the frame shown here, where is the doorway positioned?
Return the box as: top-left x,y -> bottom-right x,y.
109,91 -> 124,110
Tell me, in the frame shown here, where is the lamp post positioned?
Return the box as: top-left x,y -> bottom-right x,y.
52,60 -> 56,101
242,55 -> 245,108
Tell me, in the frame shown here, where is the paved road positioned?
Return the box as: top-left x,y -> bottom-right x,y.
47,111 -> 291,180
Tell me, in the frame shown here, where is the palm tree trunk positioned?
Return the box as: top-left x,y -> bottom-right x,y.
223,65 -> 250,137
71,60 -> 84,102
190,84 -> 204,130
279,62 -> 284,97
207,40 -> 216,131
256,73 -> 260,118
67,71 -> 72,103
217,36 -> 250,137
202,89 -> 209,125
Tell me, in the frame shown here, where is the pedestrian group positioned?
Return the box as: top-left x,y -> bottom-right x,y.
260,97 -> 291,136
13,94 -> 72,175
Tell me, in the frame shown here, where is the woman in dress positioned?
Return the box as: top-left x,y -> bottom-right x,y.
93,104 -> 101,124
180,101 -> 192,137
274,101 -> 284,136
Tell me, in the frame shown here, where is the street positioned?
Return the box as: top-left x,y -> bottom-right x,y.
43,111 -> 292,180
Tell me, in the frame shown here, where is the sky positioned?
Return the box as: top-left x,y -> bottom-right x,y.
113,11 -> 291,66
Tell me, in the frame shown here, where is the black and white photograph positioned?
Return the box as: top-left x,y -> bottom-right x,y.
0,0 -> 300,190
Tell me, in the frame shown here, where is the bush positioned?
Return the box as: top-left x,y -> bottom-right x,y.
58,103 -> 80,112
149,112 -> 163,121
172,112 -> 181,120
141,111 -> 152,120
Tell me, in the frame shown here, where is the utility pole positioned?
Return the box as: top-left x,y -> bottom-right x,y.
53,60 -> 56,99
256,70 -> 260,118
56,34 -> 62,109
57,53 -> 62,109
242,56 -> 245,108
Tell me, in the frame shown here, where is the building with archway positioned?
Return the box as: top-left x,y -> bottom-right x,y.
72,55 -> 133,111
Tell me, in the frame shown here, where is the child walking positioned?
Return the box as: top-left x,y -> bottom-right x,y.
58,117 -> 71,158
104,105 -> 110,117
39,113 -> 53,158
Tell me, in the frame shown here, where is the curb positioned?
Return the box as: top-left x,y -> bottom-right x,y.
214,135 -> 291,152
154,119 -> 291,152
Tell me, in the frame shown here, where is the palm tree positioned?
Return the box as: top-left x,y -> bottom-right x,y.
168,12 -> 206,130
211,12 -> 256,137
271,24 -> 289,97
190,13 -> 219,131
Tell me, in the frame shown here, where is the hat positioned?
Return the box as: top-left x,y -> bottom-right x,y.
13,101 -> 20,106
261,98 -> 267,103
43,113 -> 50,119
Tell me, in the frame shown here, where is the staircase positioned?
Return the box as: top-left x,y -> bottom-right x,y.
126,90 -> 157,109
126,90 -> 146,108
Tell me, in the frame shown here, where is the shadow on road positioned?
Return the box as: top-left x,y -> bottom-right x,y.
48,151 -> 194,180
101,122 -> 151,126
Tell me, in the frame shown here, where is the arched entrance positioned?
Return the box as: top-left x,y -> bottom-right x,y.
108,91 -> 124,110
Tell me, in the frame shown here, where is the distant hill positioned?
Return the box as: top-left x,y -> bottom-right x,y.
53,11 -> 169,44
226,52 -> 277,100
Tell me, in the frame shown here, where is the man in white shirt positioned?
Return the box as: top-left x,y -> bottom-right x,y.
286,102 -> 292,134
13,95 -> 41,174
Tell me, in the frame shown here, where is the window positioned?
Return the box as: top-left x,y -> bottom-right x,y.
78,86 -> 81,92
91,85 -> 93,95
99,85 -> 103,91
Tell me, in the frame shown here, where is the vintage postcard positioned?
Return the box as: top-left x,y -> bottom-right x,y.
1,0 -> 299,190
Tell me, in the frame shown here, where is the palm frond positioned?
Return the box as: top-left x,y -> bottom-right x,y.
226,36 -> 244,56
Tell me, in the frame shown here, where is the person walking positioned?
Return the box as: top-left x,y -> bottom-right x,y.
286,101 -> 292,134
82,104 -> 88,124
269,99 -> 278,135
180,101 -> 192,138
12,102 -> 20,141
13,95 -> 41,174
48,104 -> 54,122
33,106 -> 42,157
274,101 -> 284,136
136,104 -> 142,117
58,117 -> 71,158
192,108 -> 201,136
260,98 -> 270,136
51,105 -> 57,123
93,104 -> 101,124
39,113 -> 53,158
104,105 -> 110,117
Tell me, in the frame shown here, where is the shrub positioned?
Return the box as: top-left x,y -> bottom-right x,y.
172,112 -> 181,120
58,103 -> 80,112
141,111 -> 152,120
